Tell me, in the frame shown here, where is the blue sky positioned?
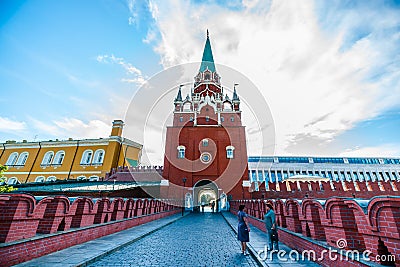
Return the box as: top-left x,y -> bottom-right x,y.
1,0 -> 400,162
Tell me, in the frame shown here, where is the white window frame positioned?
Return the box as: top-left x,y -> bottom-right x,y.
35,176 -> 45,183
41,151 -> 54,166
6,152 -> 19,166
16,152 -> 29,166
80,149 -> 93,165
202,139 -> 209,147
46,176 -> 57,182
93,149 -> 105,165
226,145 -> 235,159
77,175 -> 87,181
89,175 -> 99,181
53,151 -> 65,165
7,177 -> 19,185
177,145 -> 186,159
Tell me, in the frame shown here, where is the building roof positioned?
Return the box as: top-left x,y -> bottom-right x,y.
199,30 -> 216,73
175,85 -> 183,102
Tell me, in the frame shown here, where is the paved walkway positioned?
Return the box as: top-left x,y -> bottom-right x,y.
88,212 -> 258,267
15,211 -> 321,267
222,212 -> 321,267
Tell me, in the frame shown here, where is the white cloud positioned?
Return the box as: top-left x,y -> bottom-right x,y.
96,54 -> 146,85
141,0 -> 400,156
30,118 -> 110,140
127,0 -> 139,25
339,144 -> 400,158
0,117 -> 26,132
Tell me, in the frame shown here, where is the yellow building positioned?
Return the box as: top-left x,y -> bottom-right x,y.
0,120 -> 142,184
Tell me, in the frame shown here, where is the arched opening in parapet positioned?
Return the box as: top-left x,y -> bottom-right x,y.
377,239 -> 396,266
193,180 -> 218,212
57,218 -> 65,232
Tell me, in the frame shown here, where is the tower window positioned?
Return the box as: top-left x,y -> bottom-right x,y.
179,116 -> 183,122
202,139 -> 209,147
190,116 -> 193,122
206,116 -> 210,122
226,146 -> 235,159
230,116 -> 235,122
177,145 -> 186,159
221,116 -> 224,122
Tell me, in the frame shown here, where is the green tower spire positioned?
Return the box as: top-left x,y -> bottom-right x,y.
199,30 -> 216,73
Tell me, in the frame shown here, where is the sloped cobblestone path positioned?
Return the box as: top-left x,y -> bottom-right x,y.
89,212 -> 258,267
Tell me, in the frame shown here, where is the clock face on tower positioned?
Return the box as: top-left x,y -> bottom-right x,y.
200,152 -> 212,164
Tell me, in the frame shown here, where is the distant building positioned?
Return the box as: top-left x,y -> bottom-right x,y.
248,156 -> 400,191
0,120 -> 142,184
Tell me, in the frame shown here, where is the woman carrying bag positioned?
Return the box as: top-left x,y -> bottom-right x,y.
237,204 -> 251,255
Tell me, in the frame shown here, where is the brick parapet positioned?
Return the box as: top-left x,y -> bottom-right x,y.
230,196 -> 400,266
255,181 -> 400,199
0,209 -> 179,266
0,194 -> 180,244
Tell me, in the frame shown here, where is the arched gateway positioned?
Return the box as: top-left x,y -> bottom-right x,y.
162,31 -> 250,206
192,180 -> 218,212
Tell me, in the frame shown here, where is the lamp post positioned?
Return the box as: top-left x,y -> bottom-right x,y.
182,177 -> 187,216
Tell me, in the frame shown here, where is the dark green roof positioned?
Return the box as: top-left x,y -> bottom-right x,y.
199,33 -> 216,73
175,86 -> 182,102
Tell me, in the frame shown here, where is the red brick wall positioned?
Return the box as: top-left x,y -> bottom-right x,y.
0,209 -> 179,267
0,194 -> 181,266
230,197 -> 400,266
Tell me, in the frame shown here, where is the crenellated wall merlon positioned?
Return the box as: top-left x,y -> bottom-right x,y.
252,180 -> 400,199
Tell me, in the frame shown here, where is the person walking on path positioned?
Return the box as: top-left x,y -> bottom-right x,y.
264,203 -> 279,251
237,204 -> 251,255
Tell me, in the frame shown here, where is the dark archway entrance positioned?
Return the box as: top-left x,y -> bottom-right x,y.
193,180 -> 218,212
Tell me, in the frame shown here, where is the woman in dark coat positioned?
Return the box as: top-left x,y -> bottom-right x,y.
237,204 -> 251,255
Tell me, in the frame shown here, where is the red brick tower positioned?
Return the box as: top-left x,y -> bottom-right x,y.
162,31 -> 250,210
